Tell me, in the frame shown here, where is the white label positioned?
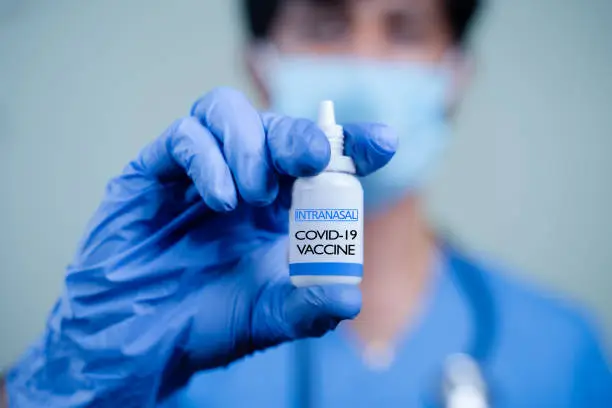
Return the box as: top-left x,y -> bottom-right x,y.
289,181 -> 363,266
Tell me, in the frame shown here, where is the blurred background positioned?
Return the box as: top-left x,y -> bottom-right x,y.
1,0 -> 611,371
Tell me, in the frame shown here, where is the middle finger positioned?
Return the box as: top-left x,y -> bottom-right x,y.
191,88 -> 278,206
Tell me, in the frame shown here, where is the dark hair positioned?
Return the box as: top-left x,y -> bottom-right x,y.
243,0 -> 482,45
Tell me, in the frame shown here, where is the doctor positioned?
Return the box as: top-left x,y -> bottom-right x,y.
3,0 -> 611,407
171,0 -> 611,406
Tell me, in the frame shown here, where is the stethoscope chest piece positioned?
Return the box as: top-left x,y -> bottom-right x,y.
442,354 -> 489,408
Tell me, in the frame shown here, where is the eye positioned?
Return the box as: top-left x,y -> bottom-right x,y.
293,2 -> 351,43
299,14 -> 350,42
385,11 -> 427,44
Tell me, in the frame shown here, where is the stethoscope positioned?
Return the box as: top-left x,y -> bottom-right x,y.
293,241 -> 497,408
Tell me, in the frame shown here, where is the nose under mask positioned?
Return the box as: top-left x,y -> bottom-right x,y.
267,54 -> 452,213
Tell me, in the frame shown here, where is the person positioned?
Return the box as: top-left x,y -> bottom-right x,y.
166,0 -> 612,406
2,0 -> 610,407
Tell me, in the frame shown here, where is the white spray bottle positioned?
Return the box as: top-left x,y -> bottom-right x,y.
289,101 -> 364,286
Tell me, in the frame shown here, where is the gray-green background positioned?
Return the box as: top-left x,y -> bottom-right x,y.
1,0 -> 611,370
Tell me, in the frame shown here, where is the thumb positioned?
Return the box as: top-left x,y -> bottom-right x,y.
252,283 -> 362,350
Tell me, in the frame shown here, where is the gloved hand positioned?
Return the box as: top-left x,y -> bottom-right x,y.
6,88 -> 397,408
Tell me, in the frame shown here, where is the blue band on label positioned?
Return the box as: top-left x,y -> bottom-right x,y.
290,262 -> 363,277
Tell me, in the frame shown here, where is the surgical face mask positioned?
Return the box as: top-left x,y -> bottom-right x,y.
266,54 -> 452,213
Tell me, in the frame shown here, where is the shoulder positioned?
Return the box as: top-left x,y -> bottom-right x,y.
464,251 -> 603,347
454,247 -> 611,401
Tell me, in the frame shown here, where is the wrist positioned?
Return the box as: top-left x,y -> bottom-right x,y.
6,331 -> 164,407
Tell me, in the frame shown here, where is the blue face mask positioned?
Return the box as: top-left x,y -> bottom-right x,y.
268,55 -> 452,213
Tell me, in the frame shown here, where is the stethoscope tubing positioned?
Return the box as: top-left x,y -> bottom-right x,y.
293,241 -> 497,408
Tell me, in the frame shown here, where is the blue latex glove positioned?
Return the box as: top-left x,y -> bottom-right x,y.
7,88 -> 397,407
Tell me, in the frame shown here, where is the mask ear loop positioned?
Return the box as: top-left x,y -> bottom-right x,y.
440,48 -> 473,118
245,41 -> 281,105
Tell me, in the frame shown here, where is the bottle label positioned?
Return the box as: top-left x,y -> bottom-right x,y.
289,187 -> 363,277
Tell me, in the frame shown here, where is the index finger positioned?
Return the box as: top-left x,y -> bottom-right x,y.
261,112 -> 331,178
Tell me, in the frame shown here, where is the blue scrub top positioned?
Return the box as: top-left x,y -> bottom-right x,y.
163,248 -> 612,407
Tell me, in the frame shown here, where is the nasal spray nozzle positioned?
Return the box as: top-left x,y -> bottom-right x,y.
318,100 -> 344,156
316,100 -> 355,174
